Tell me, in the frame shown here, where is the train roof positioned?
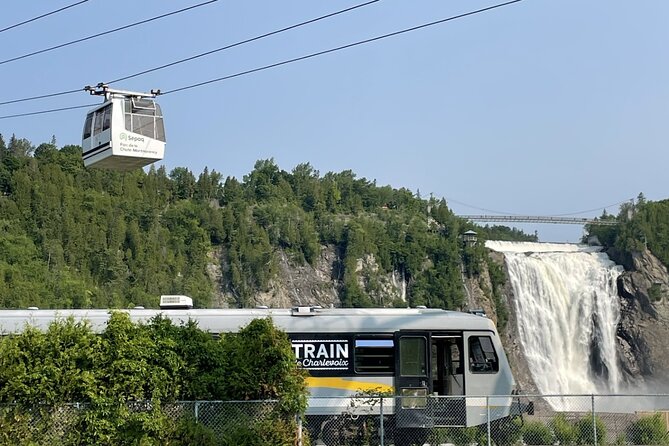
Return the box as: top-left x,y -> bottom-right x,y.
0,307 -> 497,335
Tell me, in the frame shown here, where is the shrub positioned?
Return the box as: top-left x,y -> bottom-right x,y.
522,420 -> 554,445
219,418 -> 306,446
575,414 -> 607,445
442,425 -> 487,446
491,416 -> 524,446
649,283 -> 663,302
551,413 -> 577,445
170,418 -> 218,446
628,414 -> 669,445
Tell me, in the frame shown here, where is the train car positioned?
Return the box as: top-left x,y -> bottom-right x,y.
0,300 -> 528,445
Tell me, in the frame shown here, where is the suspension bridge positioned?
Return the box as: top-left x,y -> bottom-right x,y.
458,215 -> 619,226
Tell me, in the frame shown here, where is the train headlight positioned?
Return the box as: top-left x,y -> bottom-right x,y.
400,388 -> 427,409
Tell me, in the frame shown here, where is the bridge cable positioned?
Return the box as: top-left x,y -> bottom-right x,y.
443,196 -> 517,216
0,0 -> 90,34
546,198 -> 634,217
446,194 -> 633,218
0,0 -> 380,107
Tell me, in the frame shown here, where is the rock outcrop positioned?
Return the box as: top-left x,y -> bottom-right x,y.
609,248 -> 669,388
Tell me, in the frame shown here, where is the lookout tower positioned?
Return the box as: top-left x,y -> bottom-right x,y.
462,230 -> 478,247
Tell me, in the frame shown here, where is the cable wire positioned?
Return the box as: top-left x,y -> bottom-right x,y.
0,0 -> 523,119
0,104 -> 94,120
161,0 -> 523,95
107,0 -> 380,85
0,88 -> 83,107
0,0 -> 90,34
0,0 -> 380,107
0,0 -> 218,66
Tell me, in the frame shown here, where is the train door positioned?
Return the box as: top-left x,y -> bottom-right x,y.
431,334 -> 466,426
431,334 -> 464,396
394,331 -> 432,430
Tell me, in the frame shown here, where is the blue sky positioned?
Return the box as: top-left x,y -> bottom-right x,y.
1,0 -> 667,242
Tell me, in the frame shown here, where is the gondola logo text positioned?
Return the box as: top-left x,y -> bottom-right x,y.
119,133 -> 145,143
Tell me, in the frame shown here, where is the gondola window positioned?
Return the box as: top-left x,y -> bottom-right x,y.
123,98 -> 166,141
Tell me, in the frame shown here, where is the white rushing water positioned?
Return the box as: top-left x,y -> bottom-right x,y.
486,241 -> 624,396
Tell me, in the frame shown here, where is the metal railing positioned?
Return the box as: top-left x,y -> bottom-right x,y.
1,394 -> 668,446
459,215 -> 619,226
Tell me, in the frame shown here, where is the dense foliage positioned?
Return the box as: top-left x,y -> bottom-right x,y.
587,194 -> 669,268
0,136 -> 219,309
0,134 -> 532,313
0,313 -> 307,445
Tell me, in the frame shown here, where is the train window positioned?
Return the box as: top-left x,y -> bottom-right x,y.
354,338 -> 394,374
468,336 -> 499,373
400,337 -> 427,377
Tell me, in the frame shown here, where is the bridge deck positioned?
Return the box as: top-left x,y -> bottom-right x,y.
459,215 -> 618,226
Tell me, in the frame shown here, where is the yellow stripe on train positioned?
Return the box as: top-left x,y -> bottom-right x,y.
306,377 -> 394,393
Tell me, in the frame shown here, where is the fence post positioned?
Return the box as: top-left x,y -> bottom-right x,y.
296,414 -> 303,446
591,394 -> 597,446
379,395 -> 385,446
194,401 -> 199,424
487,395 -> 491,446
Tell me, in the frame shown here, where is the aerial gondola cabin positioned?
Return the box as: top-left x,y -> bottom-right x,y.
81,86 -> 165,171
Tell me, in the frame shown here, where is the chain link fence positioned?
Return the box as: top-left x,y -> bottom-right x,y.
0,400 -> 284,446
1,395 -> 668,445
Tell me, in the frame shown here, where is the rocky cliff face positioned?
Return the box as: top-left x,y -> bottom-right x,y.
208,242 -> 669,392
609,248 -> 669,389
489,245 -> 669,394
210,245 -> 406,309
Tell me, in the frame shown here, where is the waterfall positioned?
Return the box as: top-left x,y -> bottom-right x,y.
486,241 -> 624,397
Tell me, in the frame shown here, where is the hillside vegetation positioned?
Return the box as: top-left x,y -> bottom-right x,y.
0,134 -> 534,311
587,193 -> 669,268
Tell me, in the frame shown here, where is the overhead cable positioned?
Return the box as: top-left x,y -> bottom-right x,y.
0,0 -> 218,66
0,0 -> 380,107
0,104 -> 94,120
0,88 -> 83,107
0,0 -> 90,34
0,0 -> 523,119
161,0 -> 524,95
107,0 -> 381,85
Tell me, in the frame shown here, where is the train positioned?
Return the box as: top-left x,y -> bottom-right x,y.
0,296 -> 530,445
